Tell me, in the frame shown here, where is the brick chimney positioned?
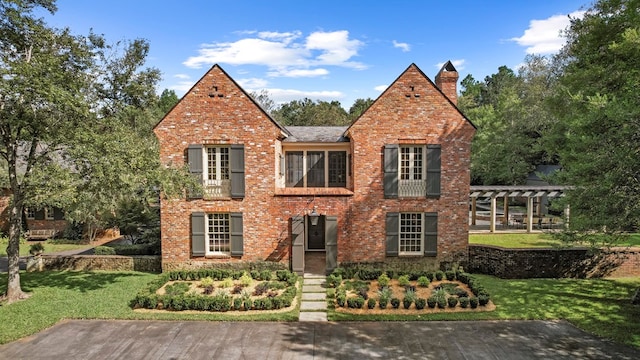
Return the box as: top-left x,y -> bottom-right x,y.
435,60 -> 459,105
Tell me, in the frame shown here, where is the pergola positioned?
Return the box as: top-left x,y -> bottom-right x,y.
470,185 -> 571,233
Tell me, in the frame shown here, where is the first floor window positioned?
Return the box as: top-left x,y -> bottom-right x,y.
45,207 -> 55,220
399,213 -> 423,255
25,208 -> 35,220
207,213 -> 230,254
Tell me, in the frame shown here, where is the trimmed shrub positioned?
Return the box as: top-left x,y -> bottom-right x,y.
417,276 -> 430,287
243,298 -> 253,311
390,297 -> 400,309
336,294 -> 346,307
445,270 -> 456,281
435,271 -> 444,281
459,297 -> 470,308
259,270 -> 273,281
469,297 -> 479,309
94,246 -> 116,255
427,296 -> 437,308
326,288 -> 336,299
378,297 -> 388,309
367,298 -> 376,309
415,298 -> 426,310
327,274 -> 343,288
233,298 -> 243,310
447,296 -> 458,308
164,282 -> 190,296
219,278 -> 233,288
437,297 -> 447,309
240,272 -> 253,286
478,294 -> 490,306
347,296 -> 365,309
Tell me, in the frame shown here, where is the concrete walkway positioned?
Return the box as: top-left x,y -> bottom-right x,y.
0,319 -> 637,359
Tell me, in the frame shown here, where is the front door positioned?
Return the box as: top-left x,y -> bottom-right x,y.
307,215 -> 325,251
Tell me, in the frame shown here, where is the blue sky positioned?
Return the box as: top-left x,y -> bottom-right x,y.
43,0 -> 588,109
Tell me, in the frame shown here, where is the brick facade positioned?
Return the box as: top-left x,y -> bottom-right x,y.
154,63 -> 475,271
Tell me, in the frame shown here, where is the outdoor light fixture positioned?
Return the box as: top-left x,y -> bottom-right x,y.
309,207 -> 320,226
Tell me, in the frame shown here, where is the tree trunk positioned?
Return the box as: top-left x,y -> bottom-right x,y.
2,197 -> 30,303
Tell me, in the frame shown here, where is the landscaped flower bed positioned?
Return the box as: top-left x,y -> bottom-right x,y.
327,268 -> 494,314
131,269 -> 298,312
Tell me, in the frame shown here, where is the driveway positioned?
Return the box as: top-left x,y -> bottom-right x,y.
0,320 -> 637,359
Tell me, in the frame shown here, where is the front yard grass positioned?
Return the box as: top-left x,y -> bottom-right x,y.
328,275 -> 640,348
0,270 -> 300,344
0,238 -> 91,257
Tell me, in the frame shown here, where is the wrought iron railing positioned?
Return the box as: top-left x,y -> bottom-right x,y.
399,179 -> 426,197
204,179 -> 231,198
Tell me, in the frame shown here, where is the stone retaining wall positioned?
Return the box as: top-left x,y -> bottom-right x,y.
468,245 -> 640,278
27,255 -> 161,273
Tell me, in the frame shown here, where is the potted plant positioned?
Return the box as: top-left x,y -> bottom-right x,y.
29,242 -> 45,256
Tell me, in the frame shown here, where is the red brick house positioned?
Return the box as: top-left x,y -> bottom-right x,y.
154,62 -> 475,273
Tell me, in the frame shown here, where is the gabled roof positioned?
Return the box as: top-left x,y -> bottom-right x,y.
344,63 -> 476,135
283,126 -> 349,143
153,64 -> 290,136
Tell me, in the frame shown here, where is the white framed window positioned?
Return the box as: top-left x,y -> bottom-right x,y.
285,150 -> 348,188
204,146 -> 230,197
25,208 -> 36,220
45,207 -> 55,220
206,213 -> 230,255
399,212 -> 423,255
399,146 -> 426,197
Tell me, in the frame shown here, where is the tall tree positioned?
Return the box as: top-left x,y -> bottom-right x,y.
348,97 -> 374,121
272,98 -> 349,126
157,89 -> 179,115
551,0 -> 640,233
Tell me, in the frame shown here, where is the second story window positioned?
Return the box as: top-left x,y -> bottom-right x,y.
204,146 -> 230,198
285,150 -> 348,188
399,146 -> 426,197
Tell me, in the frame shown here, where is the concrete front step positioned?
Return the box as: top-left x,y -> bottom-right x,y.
300,301 -> 327,311
298,311 -> 328,322
302,292 -> 326,301
301,285 -> 325,293
303,278 -> 325,286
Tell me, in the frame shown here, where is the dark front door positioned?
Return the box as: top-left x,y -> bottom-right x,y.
307,215 -> 325,251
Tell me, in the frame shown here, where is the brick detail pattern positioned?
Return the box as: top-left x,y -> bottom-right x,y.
155,64 -> 475,271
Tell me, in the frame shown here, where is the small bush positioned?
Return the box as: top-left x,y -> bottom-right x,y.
164,282 -> 190,297
250,270 -> 261,280
426,272 -> 435,281
478,294 -> 490,306
326,288 -> 336,299
253,282 -> 269,296
233,298 -> 243,310
427,296 -> 437,308
378,297 -> 388,309
435,271 -> 444,281
347,296 -> 365,309
457,272 -> 470,284
219,278 -> 233,288
240,272 -> 253,286
415,298 -> 426,310
367,298 -> 376,309
259,270 -> 273,281
445,270 -> 456,281
231,284 -> 244,295
398,275 -> 410,287
447,296 -> 458,308
417,276 -> 430,287
402,298 -> 413,309
336,294 -> 346,307
243,298 -> 253,311
437,297 -> 447,309
357,287 -> 369,300
377,272 -> 390,287
390,297 -> 400,309
459,297 -> 470,308
29,243 -> 45,255
469,297 -> 479,309
327,274 -> 343,288
200,277 -> 214,288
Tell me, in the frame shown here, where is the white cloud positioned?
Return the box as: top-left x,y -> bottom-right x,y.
511,11 -> 585,54
244,88 -> 344,105
174,74 -> 190,80
435,59 -> 466,71
169,81 -> 195,93
392,40 -> 410,52
183,30 -> 366,76
236,77 -> 269,89
267,68 -> 329,78
374,85 -> 388,92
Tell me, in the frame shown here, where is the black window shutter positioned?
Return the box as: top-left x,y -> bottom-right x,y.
385,212 -> 399,257
424,212 -> 438,256
230,145 -> 245,198
191,212 -> 206,256
187,144 -> 204,199
53,208 -> 64,220
383,144 -> 399,198
230,212 -> 244,256
325,216 -> 338,272
426,145 -> 441,197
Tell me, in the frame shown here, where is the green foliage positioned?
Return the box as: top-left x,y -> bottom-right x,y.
347,296 -> 365,309
327,273 -> 343,288
469,297 -> 479,309
448,296 -> 459,308
199,277 -> 214,288
415,298 -> 426,310
459,297 -> 470,308
417,276 -> 430,287
435,271 -> 444,281
164,282 -> 190,297
271,98 -> 349,126
377,272 -> 390,287
28,243 -> 44,255
94,246 -> 116,255
426,296 -> 437,308
398,275 -> 410,287
445,270 -> 456,281
219,278 -> 233,289
478,294 -> 490,306
403,289 -> 416,309
390,297 -> 400,309
367,297 -> 376,309
239,272 -> 253,287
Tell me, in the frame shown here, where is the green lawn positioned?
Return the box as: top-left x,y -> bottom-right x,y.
0,271 -> 300,344
329,275 -> 640,348
469,233 -> 640,248
0,238 -> 92,257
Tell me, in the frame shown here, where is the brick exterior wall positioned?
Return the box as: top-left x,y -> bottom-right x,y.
154,63 -> 475,271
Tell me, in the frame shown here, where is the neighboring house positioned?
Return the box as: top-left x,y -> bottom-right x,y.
0,190 -> 67,238
154,62 -> 476,273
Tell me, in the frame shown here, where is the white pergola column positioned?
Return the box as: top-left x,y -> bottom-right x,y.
527,196 -> 534,233
490,196 -> 497,233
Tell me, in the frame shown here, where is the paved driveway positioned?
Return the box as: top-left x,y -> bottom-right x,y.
0,320 -> 637,359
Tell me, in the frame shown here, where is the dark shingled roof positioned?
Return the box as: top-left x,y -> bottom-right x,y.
283,126 -> 349,143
